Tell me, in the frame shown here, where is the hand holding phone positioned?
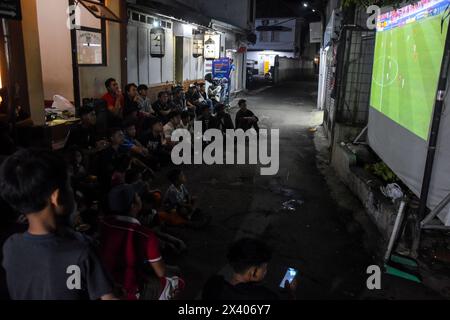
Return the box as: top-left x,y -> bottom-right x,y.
280,268 -> 298,289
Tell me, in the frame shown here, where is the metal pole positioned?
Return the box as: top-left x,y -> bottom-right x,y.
384,201 -> 407,263
420,192 -> 450,227
417,19 -> 450,219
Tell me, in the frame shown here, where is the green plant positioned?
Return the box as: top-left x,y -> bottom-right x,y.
365,161 -> 398,182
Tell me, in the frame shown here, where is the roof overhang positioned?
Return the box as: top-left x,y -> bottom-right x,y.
130,0 -> 211,28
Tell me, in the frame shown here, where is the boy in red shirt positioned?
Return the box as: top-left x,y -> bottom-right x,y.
102,78 -> 124,126
99,183 -> 179,300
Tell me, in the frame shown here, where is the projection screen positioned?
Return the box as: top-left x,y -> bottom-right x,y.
368,0 -> 450,225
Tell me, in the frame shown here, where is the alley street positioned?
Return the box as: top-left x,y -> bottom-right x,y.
152,81 -> 444,300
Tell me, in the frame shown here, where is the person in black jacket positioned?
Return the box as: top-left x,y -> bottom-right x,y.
235,99 -> 259,132
202,238 -> 297,300
215,104 -> 234,134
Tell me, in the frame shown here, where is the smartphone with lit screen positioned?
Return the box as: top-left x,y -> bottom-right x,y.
279,268 -> 298,288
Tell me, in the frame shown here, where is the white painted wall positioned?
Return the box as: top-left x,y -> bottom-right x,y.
127,19 -> 175,85
247,50 -> 295,75
249,18 -> 298,53
128,15 -> 206,85
36,0 -> 74,101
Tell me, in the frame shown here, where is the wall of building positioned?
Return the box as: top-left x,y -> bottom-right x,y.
177,0 -> 252,30
20,0 -> 45,125
36,0 -> 74,102
273,56 -> 301,83
78,0 -> 123,99
247,50 -> 295,75
127,9 -> 206,86
249,18 -> 297,52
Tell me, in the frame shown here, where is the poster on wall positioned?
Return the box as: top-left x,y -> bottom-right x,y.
212,58 -> 231,79
0,0 -> 21,20
150,27 -> 165,57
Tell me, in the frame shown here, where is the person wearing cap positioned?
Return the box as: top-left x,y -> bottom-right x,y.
235,99 -> 260,132
65,105 -> 106,150
99,183 -> 172,300
163,110 -> 182,146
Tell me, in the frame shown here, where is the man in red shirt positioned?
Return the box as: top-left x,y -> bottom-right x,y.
102,78 -> 124,125
99,183 -> 169,300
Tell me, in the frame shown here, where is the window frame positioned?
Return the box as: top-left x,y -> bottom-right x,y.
76,0 -> 108,67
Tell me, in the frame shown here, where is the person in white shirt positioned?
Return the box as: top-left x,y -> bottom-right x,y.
163,111 -> 182,146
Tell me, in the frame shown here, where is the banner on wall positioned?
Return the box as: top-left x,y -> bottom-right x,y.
212,58 -> 231,79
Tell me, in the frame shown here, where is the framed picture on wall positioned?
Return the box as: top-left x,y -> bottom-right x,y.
150,27 -> 165,57
76,28 -> 106,65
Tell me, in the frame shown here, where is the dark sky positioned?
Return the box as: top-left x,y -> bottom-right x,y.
256,0 -> 324,21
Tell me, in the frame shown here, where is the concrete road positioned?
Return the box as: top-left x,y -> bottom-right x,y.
153,81 -> 443,300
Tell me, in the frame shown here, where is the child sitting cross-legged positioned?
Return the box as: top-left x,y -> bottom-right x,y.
159,169 -> 211,228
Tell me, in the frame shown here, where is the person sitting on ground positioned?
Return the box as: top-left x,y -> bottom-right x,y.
102,78 -> 124,126
235,99 -> 260,132
99,183 -> 181,300
64,146 -> 99,206
0,149 -> 116,300
159,169 -> 210,228
180,111 -> 194,134
185,85 -> 199,117
202,237 -> 297,300
123,83 -> 141,119
123,168 -> 187,255
197,104 -> 219,134
215,104 -> 234,134
65,146 -> 88,183
163,111 -> 182,146
152,91 -> 173,124
171,87 -> 186,112
138,117 -> 171,166
110,154 -> 132,188
65,105 -> 108,151
208,79 -> 222,107
136,85 -> 155,117
199,82 -> 214,113
122,118 -> 149,158
97,128 -> 127,190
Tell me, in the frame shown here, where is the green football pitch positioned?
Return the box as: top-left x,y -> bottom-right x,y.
370,14 -> 449,140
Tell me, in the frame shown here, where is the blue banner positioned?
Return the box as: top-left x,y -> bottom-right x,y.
212,58 -> 231,79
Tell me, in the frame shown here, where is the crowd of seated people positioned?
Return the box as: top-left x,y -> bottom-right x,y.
0,77 -> 272,301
